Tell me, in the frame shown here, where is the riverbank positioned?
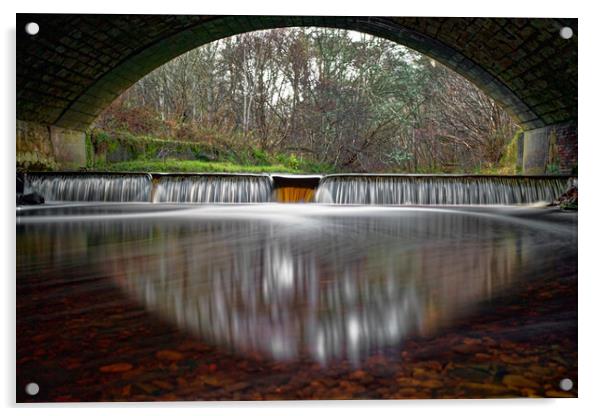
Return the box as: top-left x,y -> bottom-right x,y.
92,159 -> 303,174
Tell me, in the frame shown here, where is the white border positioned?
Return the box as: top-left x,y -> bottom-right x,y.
3,1 -> 600,415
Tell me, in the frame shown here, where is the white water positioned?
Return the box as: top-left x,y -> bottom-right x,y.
152,175 -> 273,203
24,174 -> 152,202
23,173 -> 571,205
315,175 -> 570,205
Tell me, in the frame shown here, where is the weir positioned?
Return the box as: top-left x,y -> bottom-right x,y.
20,172 -> 574,205
22,173 -> 153,202
152,174 -> 273,203
315,174 -> 572,205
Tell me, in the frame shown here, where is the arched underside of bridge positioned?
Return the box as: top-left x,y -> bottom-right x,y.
16,14 -> 577,173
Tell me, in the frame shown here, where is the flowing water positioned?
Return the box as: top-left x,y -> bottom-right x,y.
23,173 -> 572,205
23,173 -> 152,202
152,174 -> 273,203
315,175 -> 570,205
16,203 -> 577,401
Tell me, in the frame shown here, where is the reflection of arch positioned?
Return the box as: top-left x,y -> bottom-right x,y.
16,15 -> 577,172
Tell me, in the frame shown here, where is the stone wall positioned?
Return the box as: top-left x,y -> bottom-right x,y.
50,126 -> 87,170
17,120 -> 86,170
16,120 -> 56,170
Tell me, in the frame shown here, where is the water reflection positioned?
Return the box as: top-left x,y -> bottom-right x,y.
17,205 -> 576,365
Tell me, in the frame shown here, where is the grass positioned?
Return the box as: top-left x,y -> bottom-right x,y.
90,159 -> 306,174
84,129 -> 521,176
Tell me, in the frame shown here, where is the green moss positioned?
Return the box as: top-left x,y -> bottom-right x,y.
546,129 -> 559,174
86,129 -> 338,174
560,200 -> 578,211
496,130 -> 521,175
471,130 -> 522,175
17,151 -> 58,171
90,159 -> 304,174
85,132 -> 95,167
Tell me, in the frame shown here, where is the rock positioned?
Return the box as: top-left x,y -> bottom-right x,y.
152,380 -> 174,390
545,390 -> 575,398
200,376 -> 224,387
349,370 -> 368,380
502,374 -> 539,389
225,382 -> 251,392
396,377 -> 421,387
475,353 -> 492,361
463,382 -> 513,395
338,380 -> 366,395
414,360 -> 443,371
412,368 -> 439,380
395,387 -> 418,396
452,343 -> 483,355
17,192 -> 44,205
155,350 -> 184,361
99,362 -> 133,373
447,366 -> 491,382
136,383 -> 159,394
462,337 -> 482,345
499,354 -> 532,365
418,379 -> 443,389
551,185 -> 577,210
309,380 -> 325,390
521,388 -> 541,398
526,365 -> 555,377
347,370 -> 375,384
121,384 -> 132,397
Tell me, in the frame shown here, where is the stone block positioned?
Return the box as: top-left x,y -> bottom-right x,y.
50,126 -> 87,169
523,127 -> 549,175
16,119 -> 56,170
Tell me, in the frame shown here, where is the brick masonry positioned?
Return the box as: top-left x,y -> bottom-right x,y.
16,15 -> 577,171
555,122 -> 578,174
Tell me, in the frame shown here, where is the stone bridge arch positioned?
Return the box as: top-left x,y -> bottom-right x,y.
16,14 -> 577,173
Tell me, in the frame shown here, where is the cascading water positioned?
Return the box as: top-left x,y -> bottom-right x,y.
315,175 -> 572,205
152,174 -> 274,203
23,173 -> 152,202
21,172 -> 574,205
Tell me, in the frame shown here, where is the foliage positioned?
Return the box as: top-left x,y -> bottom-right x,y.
94,28 -> 519,174
86,129 -> 337,174
90,159 -> 306,174
484,130 -> 522,175
17,152 -> 58,171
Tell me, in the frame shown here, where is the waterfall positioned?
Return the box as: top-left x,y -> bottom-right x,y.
23,173 -> 152,202
153,174 -> 273,203
21,173 -> 573,205
315,175 -> 571,205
